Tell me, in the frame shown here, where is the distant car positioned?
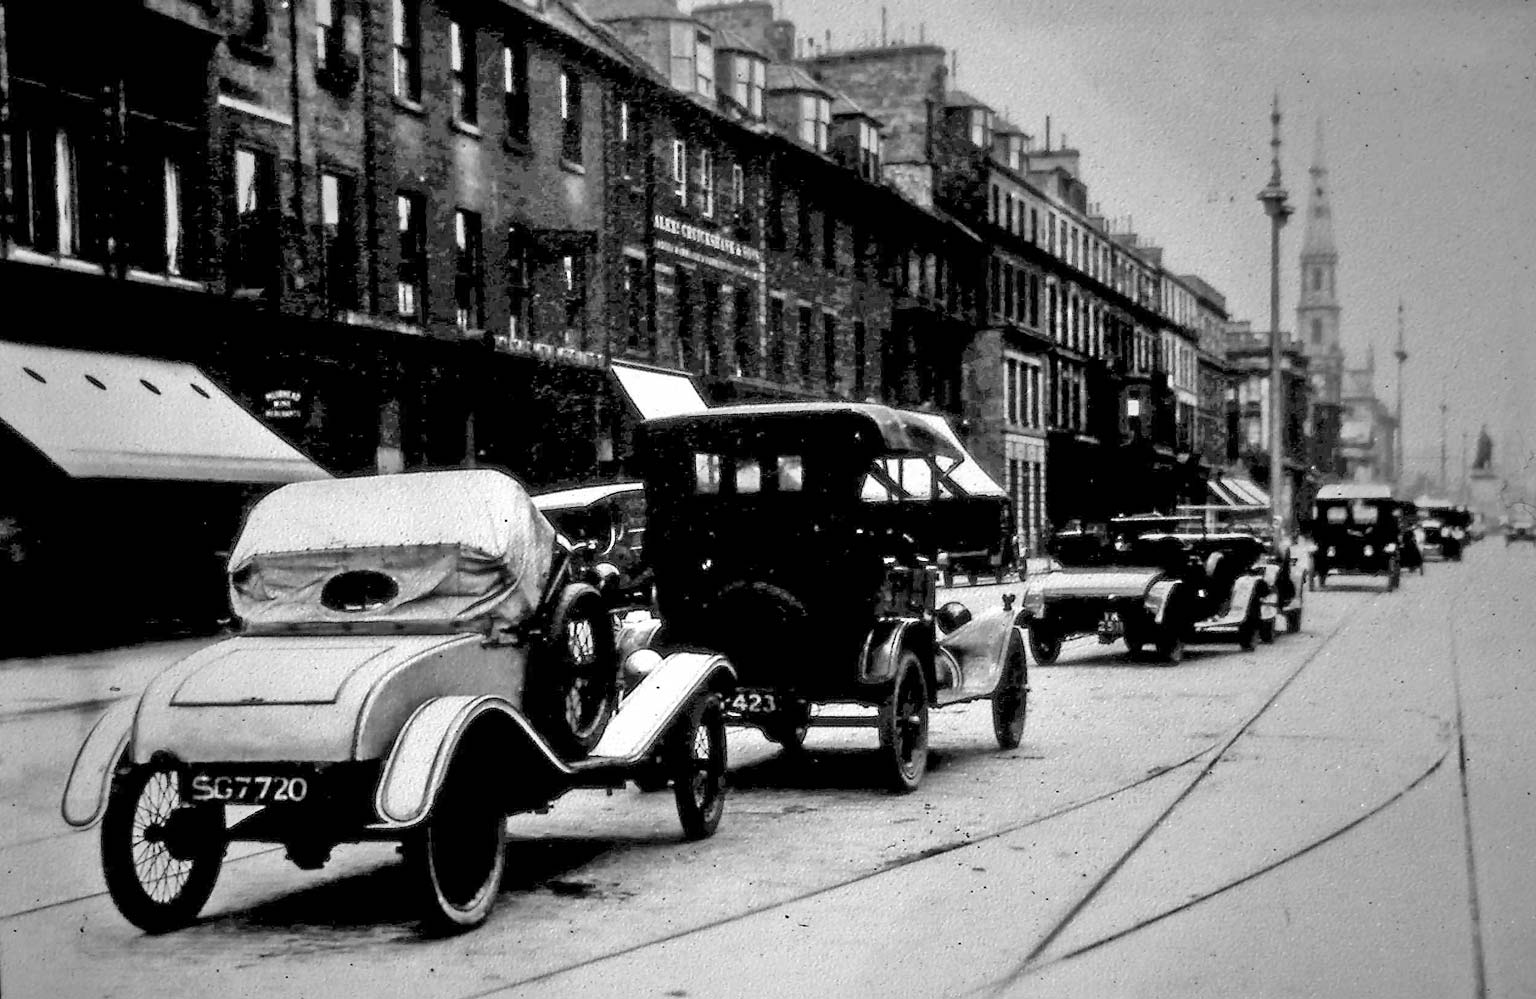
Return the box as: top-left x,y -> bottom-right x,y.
1415,498 -> 1466,561
62,470 -> 733,935
1507,518 -> 1536,545
1310,484 -> 1407,590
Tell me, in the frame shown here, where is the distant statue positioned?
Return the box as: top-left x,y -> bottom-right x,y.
1474,426 -> 1494,471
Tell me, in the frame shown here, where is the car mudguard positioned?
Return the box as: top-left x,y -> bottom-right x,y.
587,651 -> 735,765
1213,575 -> 1264,627
373,695 -> 566,828
1143,578 -> 1180,624
859,617 -> 927,685
61,698 -> 139,829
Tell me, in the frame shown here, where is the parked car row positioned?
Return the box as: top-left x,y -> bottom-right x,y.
63,403 -> 1030,937
1019,506 -> 1305,665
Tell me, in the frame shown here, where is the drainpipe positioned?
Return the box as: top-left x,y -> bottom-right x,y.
286,0 -> 307,300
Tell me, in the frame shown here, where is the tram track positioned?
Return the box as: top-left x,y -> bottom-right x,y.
974,569 -> 1487,996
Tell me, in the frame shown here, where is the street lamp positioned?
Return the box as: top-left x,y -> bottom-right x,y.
1257,94 -> 1294,547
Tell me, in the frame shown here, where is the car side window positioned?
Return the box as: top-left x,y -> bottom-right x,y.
735,459 -> 762,494
777,455 -> 803,492
694,453 -> 723,494
1325,507 -> 1348,524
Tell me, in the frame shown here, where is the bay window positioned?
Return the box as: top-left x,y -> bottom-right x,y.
798,94 -> 830,152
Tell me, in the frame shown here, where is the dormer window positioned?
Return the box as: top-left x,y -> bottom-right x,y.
968,108 -> 993,148
669,22 -> 714,98
725,54 -> 765,118
1004,134 -> 1025,172
799,94 -> 830,152
856,120 -> 882,180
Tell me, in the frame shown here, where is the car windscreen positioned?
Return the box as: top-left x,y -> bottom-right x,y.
859,455 -> 961,502
1350,502 -> 1380,525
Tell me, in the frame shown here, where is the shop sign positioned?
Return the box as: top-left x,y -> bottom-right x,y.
497,335 -> 605,369
263,388 -> 305,420
653,215 -> 762,264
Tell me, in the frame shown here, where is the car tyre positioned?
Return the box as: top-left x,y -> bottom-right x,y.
101,760 -> 225,934
991,629 -> 1029,751
1388,558 -> 1402,591
1237,610 -> 1259,653
670,694 -> 727,840
878,651 -> 930,793
1156,629 -> 1184,666
1258,615 -> 1277,644
406,748 -> 507,935
535,585 -> 619,760
1284,587 -> 1304,634
1026,622 -> 1062,666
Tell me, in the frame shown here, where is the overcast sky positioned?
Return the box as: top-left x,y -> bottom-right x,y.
708,0 -> 1536,495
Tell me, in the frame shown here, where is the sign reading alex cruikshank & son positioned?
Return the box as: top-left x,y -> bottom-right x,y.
653,214 -> 766,280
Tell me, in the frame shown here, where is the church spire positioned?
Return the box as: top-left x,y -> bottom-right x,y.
1301,118 -> 1336,258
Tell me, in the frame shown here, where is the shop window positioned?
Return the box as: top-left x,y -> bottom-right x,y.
853,321 -> 867,399
676,267 -> 695,371
320,171 -> 358,310
395,190 -> 426,319
503,44 -> 529,142
450,20 -> 477,125
733,286 -> 755,378
797,305 -> 814,385
857,120 -> 882,181
822,313 -> 837,392
624,255 -> 649,354
454,209 -> 484,330
703,279 -> 722,377
507,224 -> 530,339
392,0 -> 421,101
562,250 -> 588,344
559,68 -> 582,164
232,146 -> 278,291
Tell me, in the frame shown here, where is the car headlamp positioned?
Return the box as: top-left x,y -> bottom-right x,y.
1385,543 -> 1398,553
1364,545 -> 1374,557
1326,546 -> 1337,557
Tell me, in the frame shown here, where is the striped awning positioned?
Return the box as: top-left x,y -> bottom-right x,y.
1208,476 -> 1270,508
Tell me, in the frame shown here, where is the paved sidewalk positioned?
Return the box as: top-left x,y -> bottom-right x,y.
0,636 -> 225,720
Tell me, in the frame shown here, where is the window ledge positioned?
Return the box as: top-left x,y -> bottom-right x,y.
559,158 -> 586,176
393,94 -> 426,117
504,135 -> 531,155
4,245 -> 107,275
452,119 -> 482,138
126,268 -> 208,292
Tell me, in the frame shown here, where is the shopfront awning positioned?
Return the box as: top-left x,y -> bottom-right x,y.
909,412 -> 1006,497
610,360 -> 710,420
0,342 -> 331,483
1208,475 -> 1270,508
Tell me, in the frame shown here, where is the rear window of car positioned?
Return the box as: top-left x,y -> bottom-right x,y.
1325,506 -> 1348,524
1351,502 -> 1380,525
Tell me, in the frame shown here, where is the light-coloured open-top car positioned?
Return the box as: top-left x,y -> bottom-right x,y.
62,469 -> 734,935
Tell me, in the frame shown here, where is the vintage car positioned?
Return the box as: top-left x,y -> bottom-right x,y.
1177,505 -> 1306,637
61,469 -> 734,935
1023,514 -> 1272,665
1414,497 -> 1466,561
1506,508 -> 1536,545
1310,483 -> 1406,589
633,403 -> 1029,793
532,481 -> 651,608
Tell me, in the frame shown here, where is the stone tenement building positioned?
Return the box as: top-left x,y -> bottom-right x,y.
1,0 -> 1249,576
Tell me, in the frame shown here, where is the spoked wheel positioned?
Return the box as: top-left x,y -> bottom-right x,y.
406,748 -> 507,935
537,586 -> 618,760
877,651 -> 930,793
670,694 -> 727,840
763,700 -> 812,754
1026,622 -> 1062,665
101,761 -> 225,934
991,629 -> 1029,751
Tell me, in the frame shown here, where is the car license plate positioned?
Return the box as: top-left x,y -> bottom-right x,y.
1097,611 -> 1124,638
724,690 -> 779,716
185,771 -> 312,805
